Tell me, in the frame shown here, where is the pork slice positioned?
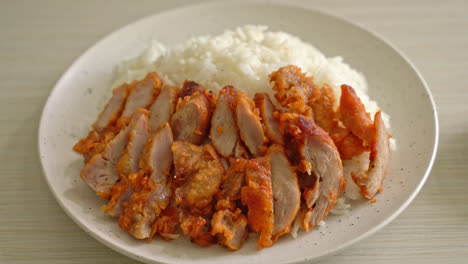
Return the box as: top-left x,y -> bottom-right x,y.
268,144 -> 300,241
235,92 -> 266,157
80,109 -> 147,198
352,111 -> 391,199
170,82 -> 212,145
149,85 -> 180,132
210,86 -> 239,157
255,93 -> 284,144
121,72 -> 161,119
119,123 -> 174,239
280,113 -> 345,231
93,84 -> 129,133
103,111 -> 151,217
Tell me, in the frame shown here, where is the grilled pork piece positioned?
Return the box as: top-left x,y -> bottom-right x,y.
119,123 -> 174,239
235,91 -> 266,157
210,86 -> 239,157
170,81 -> 212,145
149,85 -> 180,132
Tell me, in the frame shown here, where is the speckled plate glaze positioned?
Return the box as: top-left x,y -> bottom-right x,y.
38,2 -> 438,264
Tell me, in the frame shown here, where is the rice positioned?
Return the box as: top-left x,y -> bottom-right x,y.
113,25 -> 388,125
112,25 -> 393,223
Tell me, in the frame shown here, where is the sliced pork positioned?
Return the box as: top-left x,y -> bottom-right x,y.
210,86 -> 239,157
268,145 -> 300,241
80,109 -> 147,198
149,84 -> 180,132
103,111 -> 151,217
121,72 -> 161,121
119,123 -> 174,239
279,113 -> 345,231
235,91 -> 266,157
93,84 -> 129,133
170,81 -> 212,145
352,111 -> 390,199
254,93 -> 284,144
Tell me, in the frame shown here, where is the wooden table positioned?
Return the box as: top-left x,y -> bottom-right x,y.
1,0 -> 466,263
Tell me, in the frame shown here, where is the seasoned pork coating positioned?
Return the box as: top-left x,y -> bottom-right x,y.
235,91 -> 267,157
119,123 -> 174,239
210,86 -> 239,157
268,145 -> 300,241
241,157 -> 274,249
352,111 -> 390,198
172,141 -> 225,215
211,209 -> 248,251
149,84 -> 180,132
254,93 -> 284,144
170,81 -> 212,145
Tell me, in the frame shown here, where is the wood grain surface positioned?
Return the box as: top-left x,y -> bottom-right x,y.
1,0 -> 467,263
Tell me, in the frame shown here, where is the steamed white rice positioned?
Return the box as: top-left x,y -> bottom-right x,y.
112,25 -> 394,230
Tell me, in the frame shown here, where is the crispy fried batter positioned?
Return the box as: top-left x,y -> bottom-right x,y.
151,206 -> 180,241
180,214 -> 215,247
241,157 -> 274,249
270,65 -> 320,117
211,208 -> 248,251
172,141 -> 225,215
215,158 -> 248,211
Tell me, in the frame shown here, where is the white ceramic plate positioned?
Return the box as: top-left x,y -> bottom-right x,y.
38,2 -> 438,264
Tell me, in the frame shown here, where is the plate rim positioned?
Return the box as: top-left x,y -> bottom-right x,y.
38,1 -> 439,263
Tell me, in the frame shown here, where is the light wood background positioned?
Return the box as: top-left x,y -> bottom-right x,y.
1,0 -> 467,263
